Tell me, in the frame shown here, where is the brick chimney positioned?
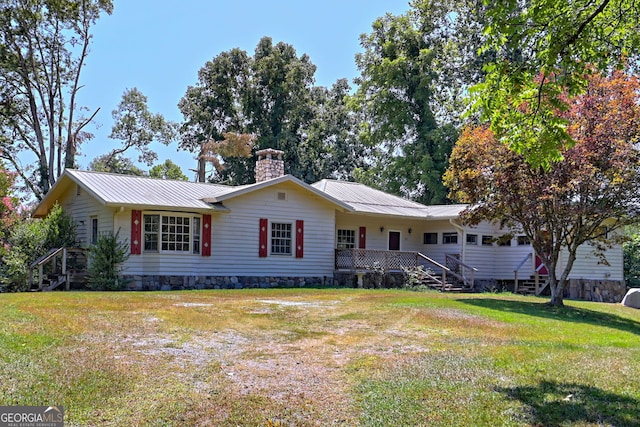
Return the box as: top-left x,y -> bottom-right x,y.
255,148 -> 285,182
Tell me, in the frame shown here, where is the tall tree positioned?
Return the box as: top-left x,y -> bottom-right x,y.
298,79 -> 365,182
105,88 -> 176,168
445,71 -> 640,306
88,154 -> 144,176
179,37 -> 362,184
245,37 -> 316,181
352,9 -> 450,204
149,159 -> 188,181
178,48 -> 250,182
0,0 -> 113,198
473,0 -> 640,168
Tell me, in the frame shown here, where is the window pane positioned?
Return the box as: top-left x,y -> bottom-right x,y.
144,215 -> 160,251
271,223 -> 292,254
193,217 -> 201,254
443,232 -> 458,244
337,229 -> 355,249
423,233 -> 437,244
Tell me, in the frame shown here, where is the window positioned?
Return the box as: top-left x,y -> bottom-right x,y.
144,215 -> 159,251
423,232 -> 438,244
143,214 -> 201,253
271,222 -> 292,255
497,235 -> 512,246
337,229 -> 355,249
482,235 -> 493,246
193,217 -> 201,254
466,234 -> 478,245
90,217 -> 98,245
517,235 -> 531,246
443,232 -> 458,244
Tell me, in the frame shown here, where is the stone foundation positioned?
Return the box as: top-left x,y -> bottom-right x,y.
567,279 -> 627,303
122,275 -> 332,291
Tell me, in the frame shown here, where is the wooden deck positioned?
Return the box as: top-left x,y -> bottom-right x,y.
335,249 -> 477,291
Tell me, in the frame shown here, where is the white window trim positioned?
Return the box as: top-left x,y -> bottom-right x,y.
142,211 -> 203,255
336,228 -> 356,249
270,220 -> 294,256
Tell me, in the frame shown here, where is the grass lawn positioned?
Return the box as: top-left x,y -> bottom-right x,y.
0,289 -> 638,426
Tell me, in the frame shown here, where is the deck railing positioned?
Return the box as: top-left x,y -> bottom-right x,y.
335,249 -> 476,290
335,248 -> 419,271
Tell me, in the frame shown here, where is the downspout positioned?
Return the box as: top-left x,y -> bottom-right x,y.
113,206 -> 125,232
449,218 -> 465,264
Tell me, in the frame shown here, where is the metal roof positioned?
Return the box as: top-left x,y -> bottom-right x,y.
66,169 -> 232,210
311,179 -> 468,219
34,170 -> 352,216
34,170 -> 467,220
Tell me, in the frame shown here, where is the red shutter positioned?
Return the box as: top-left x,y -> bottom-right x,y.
359,226 -> 366,249
296,220 -> 304,258
131,210 -> 142,255
202,214 -> 212,256
259,218 -> 268,257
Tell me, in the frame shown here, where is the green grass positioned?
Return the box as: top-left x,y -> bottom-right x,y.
0,289 -> 638,426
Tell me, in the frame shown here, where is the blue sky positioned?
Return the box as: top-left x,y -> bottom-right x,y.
76,0 -> 411,177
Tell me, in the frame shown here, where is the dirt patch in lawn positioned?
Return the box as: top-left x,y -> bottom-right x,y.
82,296 -> 433,425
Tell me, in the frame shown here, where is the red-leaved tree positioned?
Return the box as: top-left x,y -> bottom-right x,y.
0,160 -> 18,255
445,71 -> 640,306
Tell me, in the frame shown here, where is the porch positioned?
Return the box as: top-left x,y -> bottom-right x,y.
334,248 -> 477,291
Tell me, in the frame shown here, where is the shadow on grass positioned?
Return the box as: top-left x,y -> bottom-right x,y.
496,380 -> 640,427
459,298 -> 640,336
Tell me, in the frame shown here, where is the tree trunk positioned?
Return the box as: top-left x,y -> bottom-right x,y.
549,284 -> 564,306
197,146 -> 206,182
546,258 -> 565,306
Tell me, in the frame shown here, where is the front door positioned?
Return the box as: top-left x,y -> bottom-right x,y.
388,231 -> 400,251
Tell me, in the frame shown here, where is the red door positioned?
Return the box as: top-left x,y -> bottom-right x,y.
388,231 -> 400,251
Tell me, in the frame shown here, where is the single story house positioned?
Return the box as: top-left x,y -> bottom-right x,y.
33,149 -> 626,302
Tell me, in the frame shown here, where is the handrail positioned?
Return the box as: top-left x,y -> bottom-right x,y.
446,254 -> 479,272
513,252 -> 533,273
444,254 -> 476,289
417,252 -> 450,272
29,247 -> 65,269
513,252 -> 533,293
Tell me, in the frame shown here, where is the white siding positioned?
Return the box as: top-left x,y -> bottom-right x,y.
119,181 -> 338,278
58,186 -> 115,247
56,180 -> 624,283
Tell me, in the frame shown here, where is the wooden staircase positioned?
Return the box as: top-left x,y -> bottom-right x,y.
514,276 -> 550,295
29,247 -> 88,291
413,253 -> 476,292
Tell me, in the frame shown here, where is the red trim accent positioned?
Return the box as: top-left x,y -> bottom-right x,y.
296,220 -> 304,258
359,226 -> 366,249
202,214 -> 212,256
535,255 -> 548,275
259,218 -> 268,257
131,210 -> 142,255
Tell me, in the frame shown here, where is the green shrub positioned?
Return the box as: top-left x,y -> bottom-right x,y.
623,233 -> 640,288
87,230 -> 129,291
0,203 -> 77,291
